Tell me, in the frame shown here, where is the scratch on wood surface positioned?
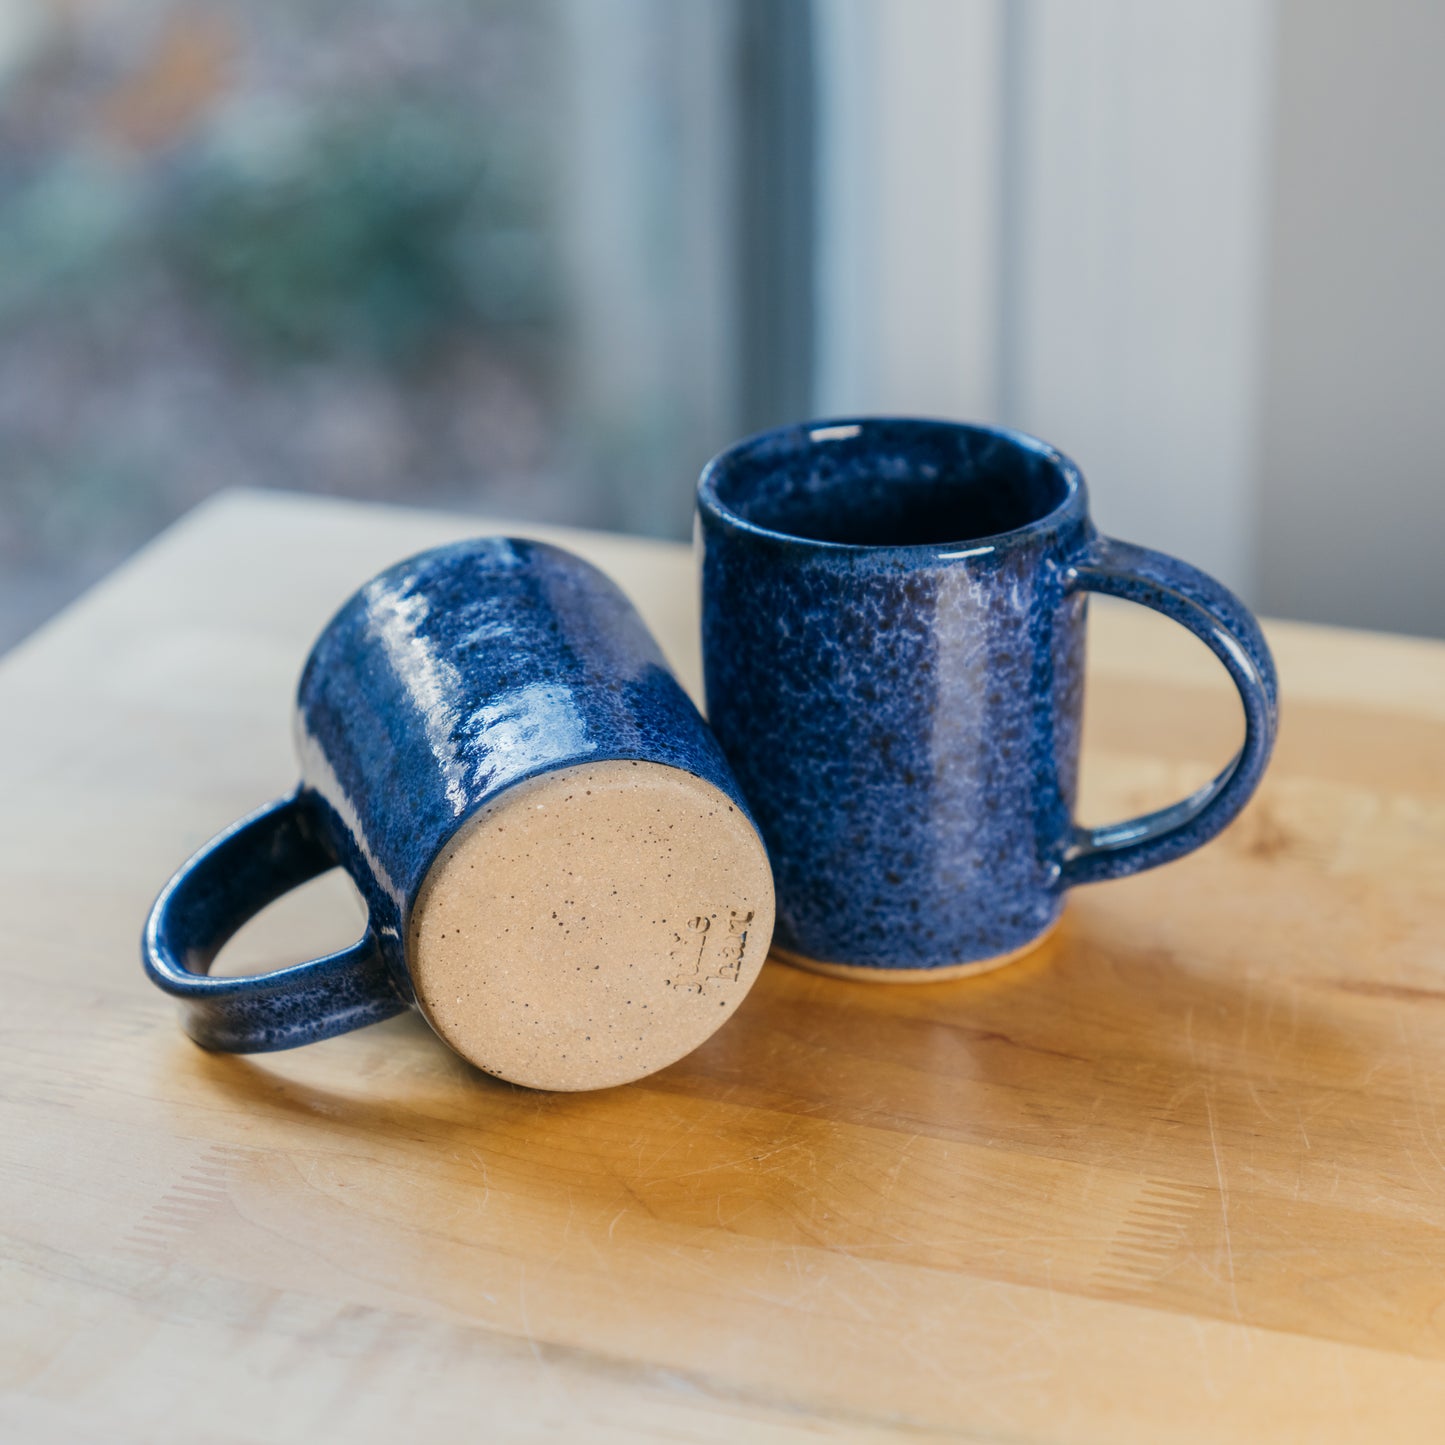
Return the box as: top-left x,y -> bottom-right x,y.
1245,1080 -> 1281,1125
656,1137 -> 808,1185
828,1244 -> 902,1303
1397,1012 -> 1445,1184
1190,1317 -> 1222,1400
1204,1092 -> 1243,1322
467,1146 -> 491,1201
516,1262 -> 544,1366
877,1133 -> 921,1204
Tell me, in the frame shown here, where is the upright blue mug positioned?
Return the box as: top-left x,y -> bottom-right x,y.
144,538 -> 775,1089
698,418 -> 1277,979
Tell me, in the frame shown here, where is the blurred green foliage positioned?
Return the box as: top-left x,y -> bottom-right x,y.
164,98 -> 555,366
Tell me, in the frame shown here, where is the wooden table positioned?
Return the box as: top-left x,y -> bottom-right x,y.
4,490 -> 1445,1443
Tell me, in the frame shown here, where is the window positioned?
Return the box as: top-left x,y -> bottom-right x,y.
0,0 -> 815,649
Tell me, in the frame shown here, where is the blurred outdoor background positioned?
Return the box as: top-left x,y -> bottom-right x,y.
1,0 -> 1441,650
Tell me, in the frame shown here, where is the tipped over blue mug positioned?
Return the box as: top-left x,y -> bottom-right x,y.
143,537 -> 775,1090
698,418 -> 1278,979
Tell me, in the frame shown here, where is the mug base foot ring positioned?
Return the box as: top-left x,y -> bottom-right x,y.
770,920 -> 1059,984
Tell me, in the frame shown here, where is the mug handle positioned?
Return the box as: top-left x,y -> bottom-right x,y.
142,792 -> 407,1052
1059,535 -> 1279,887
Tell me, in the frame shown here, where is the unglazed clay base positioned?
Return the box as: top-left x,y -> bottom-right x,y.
771,918 -> 1060,984
408,760 -> 775,1091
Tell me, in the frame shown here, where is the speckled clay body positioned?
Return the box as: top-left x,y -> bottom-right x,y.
698,418 -> 1278,977
143,538 -> 775,1089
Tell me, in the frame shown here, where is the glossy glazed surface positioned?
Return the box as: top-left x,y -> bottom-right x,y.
144,537 -> 767,1073
143,792 -> 405,1051
699,418 -> 1278,973
297,537 -> 753,986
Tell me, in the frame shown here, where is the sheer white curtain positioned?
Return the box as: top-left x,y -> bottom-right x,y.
810,0 -> 1275,603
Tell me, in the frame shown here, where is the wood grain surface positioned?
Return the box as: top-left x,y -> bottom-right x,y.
3,490 -> 1444,1443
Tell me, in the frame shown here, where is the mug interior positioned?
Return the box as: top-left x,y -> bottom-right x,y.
705,419 -> 1076,548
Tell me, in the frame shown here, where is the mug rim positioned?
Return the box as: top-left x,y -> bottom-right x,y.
697,415 -> 1089,559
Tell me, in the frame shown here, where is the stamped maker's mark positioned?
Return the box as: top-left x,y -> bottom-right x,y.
667,909 -> 754,994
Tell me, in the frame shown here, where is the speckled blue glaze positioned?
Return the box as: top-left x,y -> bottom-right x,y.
143,537 -> 755,1050
698,418 -> 1278,972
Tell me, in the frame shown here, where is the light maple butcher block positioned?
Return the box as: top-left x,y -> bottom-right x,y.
3,490 -> 1445,1443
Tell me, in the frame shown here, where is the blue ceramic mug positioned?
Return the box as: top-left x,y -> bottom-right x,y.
144,538 -> 775,1090
698,418 -> 1277,979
